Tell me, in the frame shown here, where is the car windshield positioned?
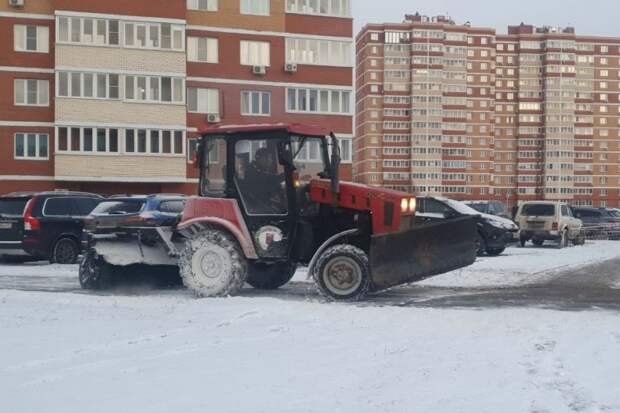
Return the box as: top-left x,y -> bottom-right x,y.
605,210 -> 620,218
0,198 -> 30,216
521,204 -> 555,216
90,200 -> 145,215
466,202 -> 488,213
442,199 -> 481,216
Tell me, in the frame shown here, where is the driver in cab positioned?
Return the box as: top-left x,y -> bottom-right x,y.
240,147 -> 287,214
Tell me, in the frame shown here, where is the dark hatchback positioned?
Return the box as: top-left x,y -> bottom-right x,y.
0,191 -> 102,263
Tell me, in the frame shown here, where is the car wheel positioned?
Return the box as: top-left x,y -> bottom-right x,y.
51,237 -> 79,264
557,229 -> 569,249
573,233 -> 586,246
313,244 -> 371,302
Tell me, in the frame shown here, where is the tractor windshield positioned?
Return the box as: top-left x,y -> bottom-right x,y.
290,135 -> 330,184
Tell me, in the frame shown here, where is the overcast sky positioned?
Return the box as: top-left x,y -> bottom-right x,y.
353,0 -> 620,37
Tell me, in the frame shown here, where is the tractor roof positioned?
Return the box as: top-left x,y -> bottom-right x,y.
199,123 -> 331,138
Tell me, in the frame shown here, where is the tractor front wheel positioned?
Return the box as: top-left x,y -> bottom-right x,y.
313,244 -> 371,302
247,262 -> 296,290
179,229 -> 247,297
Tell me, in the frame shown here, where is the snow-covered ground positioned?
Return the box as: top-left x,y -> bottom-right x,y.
1,242 -> 620,413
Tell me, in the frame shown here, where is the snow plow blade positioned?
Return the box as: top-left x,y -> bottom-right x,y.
369,215 -> 478,291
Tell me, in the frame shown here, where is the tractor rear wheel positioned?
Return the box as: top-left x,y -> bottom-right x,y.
179,229 -> 247,297
313,244 -> 371,302
247,262 -> 296,290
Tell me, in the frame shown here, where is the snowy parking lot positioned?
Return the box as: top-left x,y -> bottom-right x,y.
1,241 -> 620,412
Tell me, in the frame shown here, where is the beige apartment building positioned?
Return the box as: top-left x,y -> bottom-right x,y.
355,14 -> 620,208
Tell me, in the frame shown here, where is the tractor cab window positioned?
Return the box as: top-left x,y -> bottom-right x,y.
201,137 -> 227,197
290,135 -> 329,184
235,139 -> 287,215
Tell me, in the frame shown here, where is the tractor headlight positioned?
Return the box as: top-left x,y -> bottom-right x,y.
409,197 -> 416,213
401,198 -> 409,213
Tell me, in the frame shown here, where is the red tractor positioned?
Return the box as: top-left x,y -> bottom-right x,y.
80,124 -> 478,301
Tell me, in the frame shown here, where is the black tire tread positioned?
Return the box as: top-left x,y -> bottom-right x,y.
312,244 -> 370,302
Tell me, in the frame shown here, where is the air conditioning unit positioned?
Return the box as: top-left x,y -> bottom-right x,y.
252,65 -> 266,76
8,0 -> 24,7
284,63 -> 298,73
206,113 -> 221,124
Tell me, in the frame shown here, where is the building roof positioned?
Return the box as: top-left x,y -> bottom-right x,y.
199,123 -> 332,138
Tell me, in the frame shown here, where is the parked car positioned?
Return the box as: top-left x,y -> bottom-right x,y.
464,200 -> 511,219
0,191 -> 102,263
416,196 -> 518,256
80,194 -> 187,288
0,193 -> 32,259
515,201 -> 584,248
571,207 -> 620,240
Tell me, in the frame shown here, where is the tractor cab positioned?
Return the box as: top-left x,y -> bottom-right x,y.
194,124 -> 344,263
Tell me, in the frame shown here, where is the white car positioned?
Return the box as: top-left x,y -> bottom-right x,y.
515,201 -> 584,248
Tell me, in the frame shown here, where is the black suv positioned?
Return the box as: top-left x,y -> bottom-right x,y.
416,196 -> 519,256
0,191 -> 102,263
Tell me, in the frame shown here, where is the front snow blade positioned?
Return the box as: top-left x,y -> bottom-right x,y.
369,215 -> 478,292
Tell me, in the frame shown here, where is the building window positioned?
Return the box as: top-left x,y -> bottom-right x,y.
240,0 -> 270,16
286,38 -> 352,67
14,133 -> 49,160
187,0 -> 218,10
57,15 -> 183,51
286,0 -> 350,17
286,87 -> 351,114
240,41 -> 270,66
125,129 -> 184,155
338,138 -> 352,163
187,37 -> 219,63
187,87 -> 220,113
14,79 -> 49,106
56,127 -> 120,154
14,25 -> 49,53
125,76 -> 185,103
57,71 -> 121,100
241,91 -> 270,116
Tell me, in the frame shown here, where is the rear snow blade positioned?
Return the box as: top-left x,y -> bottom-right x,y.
369,215 -> 478,291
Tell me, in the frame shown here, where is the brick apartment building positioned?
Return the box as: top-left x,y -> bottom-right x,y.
356,13 -> 620,208
0,0 -> 353,196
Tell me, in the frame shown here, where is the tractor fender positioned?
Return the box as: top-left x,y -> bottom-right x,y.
307,229 -> 360,278
177,217 -> 258,259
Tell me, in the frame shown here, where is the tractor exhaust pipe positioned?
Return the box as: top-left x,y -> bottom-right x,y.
329,133 -> 341,202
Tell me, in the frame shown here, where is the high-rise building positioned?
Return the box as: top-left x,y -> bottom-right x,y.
0,0 -> 353,195
356,14 -> 620,208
